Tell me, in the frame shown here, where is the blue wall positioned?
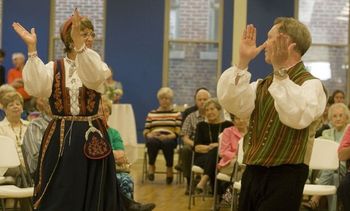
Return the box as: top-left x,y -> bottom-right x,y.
105,0 -> 165,142
1,0 -> 294,143
2,0 -> 50,75
222,0 -> 234,71
247,0 -> 295,81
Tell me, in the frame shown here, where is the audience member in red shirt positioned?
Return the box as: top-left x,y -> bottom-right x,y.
7,52 -> 32,112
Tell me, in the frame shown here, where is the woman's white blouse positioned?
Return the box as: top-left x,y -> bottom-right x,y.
23,48 -> 111,115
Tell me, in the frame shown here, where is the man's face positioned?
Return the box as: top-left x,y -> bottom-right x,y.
12,56 -> 25,69
195,90 -> 210,110
264,24 -> 281,64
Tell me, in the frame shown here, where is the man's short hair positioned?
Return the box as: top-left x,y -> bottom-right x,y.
274,17 -> 311,56
12,52 -> 25,60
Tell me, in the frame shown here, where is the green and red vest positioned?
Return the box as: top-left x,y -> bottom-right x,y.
243,62 -> 324,166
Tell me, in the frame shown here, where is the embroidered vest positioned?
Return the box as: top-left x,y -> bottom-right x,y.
49,59 -> 100,116
243,62 -> 323,166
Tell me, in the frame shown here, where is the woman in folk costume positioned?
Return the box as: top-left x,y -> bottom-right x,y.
12,9 -> 124,210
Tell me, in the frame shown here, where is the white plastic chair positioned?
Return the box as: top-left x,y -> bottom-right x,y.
212,133 -> 229,211
231,140 -> 244,211
0,135 -> 34,210
212,137 -> 244,211
187,151 -> 206,209
303,138 -> 339,198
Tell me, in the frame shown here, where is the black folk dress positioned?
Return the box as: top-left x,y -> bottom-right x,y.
33,59 -> 123,211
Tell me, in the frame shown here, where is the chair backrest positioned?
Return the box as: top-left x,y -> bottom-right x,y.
0,135 -> 20,169
309,138 -> 339,170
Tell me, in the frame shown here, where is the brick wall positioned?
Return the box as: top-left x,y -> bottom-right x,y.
169,0 -> 219,105
299,0 -> 348,97
54,0 -> 105,59
169,43 -> 218,104
178,0 -> 210,39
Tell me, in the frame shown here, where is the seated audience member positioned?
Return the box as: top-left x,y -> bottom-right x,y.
101,97 -> 133,198
0,49 -> 5,85
181,87 -> 210,122
143,87 -> 182,184
0,84 -> 16,121
177,88 -> 211,194
0,92 -> 29,178
22,97 -> 52,176
331,90 -> 345,104
338,124 -> 350,211
303,103 -> 349,211
218,115 -> 248,175
104,71 -> 123,104
7,52 -> 32,112
101,96 -> 156,211
315,97 -> 332,138
193,98 -> 233,194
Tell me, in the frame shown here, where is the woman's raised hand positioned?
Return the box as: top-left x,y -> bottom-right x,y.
71,8 -> 84,50
12,22 -> 37,52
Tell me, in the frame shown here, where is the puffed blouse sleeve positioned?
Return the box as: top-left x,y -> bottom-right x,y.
23,56 -> 54,98
75,47 -> 112,93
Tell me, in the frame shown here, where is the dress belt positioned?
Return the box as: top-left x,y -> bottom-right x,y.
52,114 -> 101,121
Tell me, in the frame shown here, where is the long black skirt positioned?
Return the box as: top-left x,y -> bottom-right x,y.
33,119 -> 125,211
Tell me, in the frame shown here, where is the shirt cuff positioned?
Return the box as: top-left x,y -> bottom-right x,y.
234,65 -> 248,77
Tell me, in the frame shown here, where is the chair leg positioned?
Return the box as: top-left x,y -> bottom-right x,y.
142,149 -> 148,184
188,170 -> 195,209
212,176 -> 219,211
1,198 -> 6,211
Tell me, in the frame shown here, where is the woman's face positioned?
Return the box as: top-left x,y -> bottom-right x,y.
330,107 -> 348,130
334,92 -> 345,104
205,103 -> 220,123
80,28 -> 95,49
158,95 -> 172,109
4,100 -> 23,119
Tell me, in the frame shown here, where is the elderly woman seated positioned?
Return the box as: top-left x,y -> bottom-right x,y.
303,103 -> 349,211
0,91 -> 29,184
193,98 -> 233,194
143,87 -> 182,184
218,115 -> 248,175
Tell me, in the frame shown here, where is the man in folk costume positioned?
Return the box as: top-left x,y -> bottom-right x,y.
217,17 -> 327,211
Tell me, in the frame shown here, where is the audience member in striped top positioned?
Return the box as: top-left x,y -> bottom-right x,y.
143,87 -> 182,184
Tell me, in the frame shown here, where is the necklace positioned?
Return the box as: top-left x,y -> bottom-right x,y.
10,123 -> 22,145
208,122 -> 222,143
65,57 -> 76,77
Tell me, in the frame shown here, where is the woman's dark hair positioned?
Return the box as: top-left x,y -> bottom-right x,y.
331,90 -> 345,100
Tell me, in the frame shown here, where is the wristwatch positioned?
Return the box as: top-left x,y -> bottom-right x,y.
274,68 -> 288,78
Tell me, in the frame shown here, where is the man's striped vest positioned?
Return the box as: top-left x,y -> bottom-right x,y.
243,62 -> 323,166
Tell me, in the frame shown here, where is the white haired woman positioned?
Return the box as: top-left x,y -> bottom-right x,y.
193,98 -> 233,193
303,103 -> 350,210
0,92 -> 29,177
143,87 -> 182,184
